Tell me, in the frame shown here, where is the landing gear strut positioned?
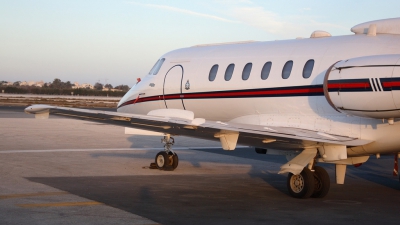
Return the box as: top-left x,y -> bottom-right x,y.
153,134 -> 179,171
287,159 -> 330,198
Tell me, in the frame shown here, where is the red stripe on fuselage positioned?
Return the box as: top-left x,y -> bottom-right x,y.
328,82 -> 371,89
183,87 -> 323,99
382,81 -> 400,88
118,86 -> 324,108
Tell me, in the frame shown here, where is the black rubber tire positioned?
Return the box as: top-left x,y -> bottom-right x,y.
155,151 -> 169,170
287,167 -> 315,199
311,166 -> 330,198
171,154 -> 179,169
163,152 -> 179,171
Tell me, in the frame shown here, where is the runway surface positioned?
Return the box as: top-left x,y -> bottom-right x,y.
1,106 -> 399,225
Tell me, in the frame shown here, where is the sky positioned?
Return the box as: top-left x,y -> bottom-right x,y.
0,0 -> 399,87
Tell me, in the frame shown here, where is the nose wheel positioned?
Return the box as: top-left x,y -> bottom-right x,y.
151,135 -> 179,171
155,151 -> 179,170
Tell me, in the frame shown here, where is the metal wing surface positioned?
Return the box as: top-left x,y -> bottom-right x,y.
25,105 -> 371,151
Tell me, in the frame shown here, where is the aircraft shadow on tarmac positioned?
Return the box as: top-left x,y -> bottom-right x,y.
89,146 -> 400,190
27,150 -> 400,225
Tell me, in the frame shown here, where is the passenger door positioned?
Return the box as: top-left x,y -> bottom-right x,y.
163,65 -> 185,109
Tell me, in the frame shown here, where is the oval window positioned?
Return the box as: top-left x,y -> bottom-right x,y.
282,60 -> 293,79
302,59 -> 314,78
209,64 -> 219,81
225,64 -> 235,81
242,63 -> 252,80
261,62 -> 272,80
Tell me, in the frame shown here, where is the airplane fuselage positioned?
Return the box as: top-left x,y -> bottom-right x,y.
118,34 -> 400,156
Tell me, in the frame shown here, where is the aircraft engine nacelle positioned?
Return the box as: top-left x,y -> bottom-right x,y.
323,54 -> 400,119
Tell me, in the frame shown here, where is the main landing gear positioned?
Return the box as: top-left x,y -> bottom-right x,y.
152,134 -> 179,171
287,160 -> 330,198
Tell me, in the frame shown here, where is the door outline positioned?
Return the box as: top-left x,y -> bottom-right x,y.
163,65 -> 186,109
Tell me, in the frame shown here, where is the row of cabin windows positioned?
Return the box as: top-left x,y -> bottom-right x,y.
209,59 -> 315,81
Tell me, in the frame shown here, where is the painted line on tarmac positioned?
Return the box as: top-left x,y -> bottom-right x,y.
17,201 -> 103,208
0,146 -> 249,153
0,191 -> 68,200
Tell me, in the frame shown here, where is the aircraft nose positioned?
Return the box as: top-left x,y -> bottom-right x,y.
117,83 -> 142,110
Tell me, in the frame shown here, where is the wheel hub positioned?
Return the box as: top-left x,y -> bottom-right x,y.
156,155 -> 165,167
290,174 -> 305,193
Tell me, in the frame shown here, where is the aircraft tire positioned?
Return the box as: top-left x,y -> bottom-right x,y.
155,151 -> 170,170
170,153 -> 179,169
287,167 -> 315,198
311,166 -> 330,198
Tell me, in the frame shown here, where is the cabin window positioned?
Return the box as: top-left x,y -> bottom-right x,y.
225,64 -> 235,81
302,59 -> 314,78
148,59 -> 160,75
261,62 -> 272,80
242,63 -> 252,80
152,58 -> 165,75
282,60 -> 293,79
209,64 -> 219,81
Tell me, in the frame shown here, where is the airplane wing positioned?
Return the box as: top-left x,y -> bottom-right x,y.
25,105 -> 371,152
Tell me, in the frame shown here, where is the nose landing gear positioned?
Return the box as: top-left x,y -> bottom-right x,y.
152,134 -> 179,171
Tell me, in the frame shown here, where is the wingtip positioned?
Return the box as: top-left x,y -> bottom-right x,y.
24,104 -> 54,114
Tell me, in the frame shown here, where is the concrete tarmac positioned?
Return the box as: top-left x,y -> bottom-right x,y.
0,106 -> 399,225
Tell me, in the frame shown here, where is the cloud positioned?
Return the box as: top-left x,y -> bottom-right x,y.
127,1 -> 238,23
229,6 -> 347,38
230,7 -> 299,36
214,0 -> 254,4
127,1 -> 348,38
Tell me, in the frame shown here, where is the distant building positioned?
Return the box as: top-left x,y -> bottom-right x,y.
33,81 -> 44,87
72,82 -> 94,89
102,88 -> 123,92
6,80 -> 107,89
72,82 -> 80,89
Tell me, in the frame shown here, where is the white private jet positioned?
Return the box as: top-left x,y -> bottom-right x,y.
26,17 -> 400,198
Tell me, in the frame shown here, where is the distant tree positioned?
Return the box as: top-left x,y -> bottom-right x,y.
51,78 -> 62,89
64,81 -> 72,89
115,85 -> 130,91
13,81 -> 21,86
0,81 -> 6,86
94,82 -> 103,90
48,79 -> 73,89
104,84 -> 113,89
